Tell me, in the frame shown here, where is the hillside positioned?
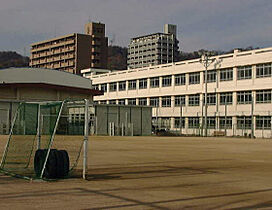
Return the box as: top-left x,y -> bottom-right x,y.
108,45 -> 127,70
0,51 -> 29,69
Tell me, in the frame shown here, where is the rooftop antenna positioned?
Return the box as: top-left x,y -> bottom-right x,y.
54,25 -> 57,38
110,33 -> 116,46
88,16 -> 91,23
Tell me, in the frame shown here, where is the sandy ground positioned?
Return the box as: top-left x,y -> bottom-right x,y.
1,135 -> 272,209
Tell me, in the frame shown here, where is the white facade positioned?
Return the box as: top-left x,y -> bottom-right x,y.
87,47 -> 272,138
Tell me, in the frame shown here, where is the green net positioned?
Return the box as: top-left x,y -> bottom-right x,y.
0,102 -> 61,178
0,100 -> 89,179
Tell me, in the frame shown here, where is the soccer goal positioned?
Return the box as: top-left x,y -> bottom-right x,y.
0,99 -> 91,180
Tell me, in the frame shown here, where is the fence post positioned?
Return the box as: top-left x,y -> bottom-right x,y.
83,99 -> 89,180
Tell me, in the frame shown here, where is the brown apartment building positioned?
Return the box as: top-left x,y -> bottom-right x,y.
30,22 -> 108,75
85,22 -> 108,69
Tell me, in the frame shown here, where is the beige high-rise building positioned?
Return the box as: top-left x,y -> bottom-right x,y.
30,33 -> 92,75
85,22 -> 108,69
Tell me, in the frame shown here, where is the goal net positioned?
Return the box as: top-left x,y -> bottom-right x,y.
0,100 -> 90,180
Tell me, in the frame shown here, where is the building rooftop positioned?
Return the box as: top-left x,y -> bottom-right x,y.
0,67 -> 102,95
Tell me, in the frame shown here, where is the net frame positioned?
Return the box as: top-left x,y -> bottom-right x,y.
0,99 -> 90,180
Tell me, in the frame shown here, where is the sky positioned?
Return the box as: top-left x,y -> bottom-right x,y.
1,0 -> 272,55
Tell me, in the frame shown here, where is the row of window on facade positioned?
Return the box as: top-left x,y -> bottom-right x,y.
97,89 -> 272,106
156,116 -> 272,130
93,63 -> 272,92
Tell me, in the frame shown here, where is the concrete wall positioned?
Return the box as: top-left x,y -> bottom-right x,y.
95,105 -> 152,136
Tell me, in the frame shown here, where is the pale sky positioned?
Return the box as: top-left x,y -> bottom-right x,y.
1,0 -> 272,55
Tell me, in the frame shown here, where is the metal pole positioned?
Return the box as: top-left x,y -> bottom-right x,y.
0,103 -> 21,168
37,104 -> 41,150
179,103 -> 182,134
83,99 -> 89,180
201,99 -> 204,136
40,101 -> 64,179
251,96 -> 254,138
204,69 -> 208,137
225,96 -> 227,136
200,53 -> 215,137
125,112 -> 128,136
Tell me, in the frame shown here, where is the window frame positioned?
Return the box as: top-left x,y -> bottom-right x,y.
161,96 -> 172,107
220,68 -> 233,81
189,72 -> 200,85
237,65 -> 252,80
162,76 -> 172,87
175,74 -> 186,86
150,77 -> 160,88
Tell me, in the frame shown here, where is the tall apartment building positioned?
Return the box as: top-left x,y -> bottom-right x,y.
85,22 -> 108,69
30,33 -> 91,75
87,46 -> 272,138
127,24 -> 179,69
30,22 -> 108,74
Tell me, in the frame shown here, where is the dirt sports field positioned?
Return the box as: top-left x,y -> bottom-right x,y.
1,135 -> 272,209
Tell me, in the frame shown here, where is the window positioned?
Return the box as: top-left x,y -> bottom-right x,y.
175,74 -> 186,86
150,77 -> 160,88
220,68 -> 233,81
220,92 -> 233,105
100,83 -> 107,92
139,98 -> 147,106
128,98 -> 136,105
109,100 -> 116,104
204,93 -> 216,105
237,91 -> 252,104
256,116 -> 271,129
109,82 -> 117,92
93,85 -> 99,90
162,96 -> 171,107
139,79 -> 147,89
119,81 -> 126,91
99,100 -> 107,104
204,70 -> 217,83
256,90 -> 272,103
128,80 -> 137,90
237,116 -> 252,129
160,117 -> 171,129
188,117 -> 200,128
118,99 -> 125,105
174,95 -> 185,107
256,63 -> 272,78
174,118 -> 185,128
219,117 -> 232,129
162,76 -> 172,87
237,65 -> 252,80
189,72 -> 200,84
207,117 -> 216,128
150,97 -> 159,107
189,94 -> 200,106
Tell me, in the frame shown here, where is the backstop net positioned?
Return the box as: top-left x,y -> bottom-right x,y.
0,100 -> 90,180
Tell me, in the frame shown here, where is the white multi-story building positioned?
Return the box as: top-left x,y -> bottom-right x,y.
85,47 -> 272,138
127,24 -> 179,69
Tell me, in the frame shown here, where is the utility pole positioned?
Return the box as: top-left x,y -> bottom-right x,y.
199,52 -> 215,137
251,96 -> 254,138
225,96 -> 227,136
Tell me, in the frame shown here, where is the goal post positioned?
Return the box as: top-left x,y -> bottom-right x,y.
83,99 -> 89,180
0,99 -> 92,180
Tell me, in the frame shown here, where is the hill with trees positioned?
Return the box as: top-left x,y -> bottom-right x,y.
0,51 -> 29,69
